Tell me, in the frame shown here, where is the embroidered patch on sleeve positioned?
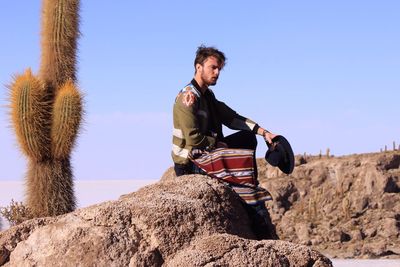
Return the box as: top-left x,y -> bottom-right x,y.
182,91 -> 196,107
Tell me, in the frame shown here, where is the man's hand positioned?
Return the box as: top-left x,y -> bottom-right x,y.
216,141 -> 228,148
258,127 -> 277,144
264,131 -> 277,144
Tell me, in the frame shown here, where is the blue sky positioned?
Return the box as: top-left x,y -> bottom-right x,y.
1,1 -> 399,181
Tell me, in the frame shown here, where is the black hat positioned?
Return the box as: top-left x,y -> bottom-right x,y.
265,135 -> 295,174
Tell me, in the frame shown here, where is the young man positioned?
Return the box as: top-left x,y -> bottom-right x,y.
171,46 -> 280,239
172,45 -> 277,176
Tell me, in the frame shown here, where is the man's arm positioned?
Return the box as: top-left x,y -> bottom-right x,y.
175,91 -> 216,149
215,98 -> 257,131
214,97 -> 277,144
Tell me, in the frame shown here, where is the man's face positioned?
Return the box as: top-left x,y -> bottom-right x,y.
197,56 -> 223,87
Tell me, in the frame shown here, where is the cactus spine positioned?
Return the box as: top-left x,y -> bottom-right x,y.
10,0 -> 82,217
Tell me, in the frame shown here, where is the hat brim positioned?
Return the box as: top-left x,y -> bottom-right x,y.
265,135 -> 295,174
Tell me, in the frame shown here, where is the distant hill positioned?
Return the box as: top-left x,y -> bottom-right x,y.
258,150 -> 400,258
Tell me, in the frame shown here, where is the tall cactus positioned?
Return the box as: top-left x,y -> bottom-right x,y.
9,0 -> 82,217
40,0 -> 80,90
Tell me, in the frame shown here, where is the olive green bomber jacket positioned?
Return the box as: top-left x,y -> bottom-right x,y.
172,79 -> 259,165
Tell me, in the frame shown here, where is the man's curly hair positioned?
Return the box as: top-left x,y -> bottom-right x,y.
194,45 -> 226,71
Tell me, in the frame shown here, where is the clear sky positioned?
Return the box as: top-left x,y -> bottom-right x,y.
1,1 -> 399,181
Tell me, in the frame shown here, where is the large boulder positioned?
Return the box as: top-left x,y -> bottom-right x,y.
165,233 -> 332,267
0,174 -> 331,266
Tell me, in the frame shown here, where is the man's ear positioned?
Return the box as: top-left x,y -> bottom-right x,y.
195,63 -> 202,73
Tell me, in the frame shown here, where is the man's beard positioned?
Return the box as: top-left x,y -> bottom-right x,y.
202,73 -> 218,86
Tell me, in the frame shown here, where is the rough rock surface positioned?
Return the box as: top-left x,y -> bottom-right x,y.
258,151 -> 400,259
0,174 -> 331,266
165,233 -> 332,267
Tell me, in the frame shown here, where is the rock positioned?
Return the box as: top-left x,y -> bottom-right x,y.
364,227 -> 377,238
387,244 -> 400,255
275,182 -> 299,211
0,174 -> 330,266
379,218 -> 399,238
311,166 -> 328,186
322,202 -> 335,215
378,154 -> 400,170
295,155 -> 307,166
295,223 -> 310,244
326,229 -> 340,243
264,179 -> 299,212
362,240 -> 387,257
165,234 -> 332,267
0,217 -> 55,262
380,193 -> 400,210
362,168 -> 387,195
340,231 -> 351,243
384,176 -> 400,193
160,166 -> 176,182
0,246 -> 9,266
258,151 -> 400,258
351,196 -> 369,214
350,229 -> 365,241
311,236 -> 324,246
0,175 -> 254,266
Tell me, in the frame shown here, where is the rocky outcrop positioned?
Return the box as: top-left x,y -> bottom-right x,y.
0,174 -> 331,266
258,151 -> 400,259
165,233 -> 332,267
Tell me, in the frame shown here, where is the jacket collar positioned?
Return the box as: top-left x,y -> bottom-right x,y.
191,79 -> 208,95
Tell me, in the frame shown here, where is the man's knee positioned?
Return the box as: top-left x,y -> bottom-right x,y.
223,130 -> 257,150
241,131 -> 257,150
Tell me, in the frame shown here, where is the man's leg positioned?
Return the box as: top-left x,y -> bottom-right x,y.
174,162 -> 206,176
174,163 -> 191,176
222,130 -> 257,150
222,130 -> 258,179
252,203 -> 279,240
223,131 -> 279,239
243,202 -> 279,240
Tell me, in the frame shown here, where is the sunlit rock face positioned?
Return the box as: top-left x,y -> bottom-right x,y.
0,174 -> 331,266
258,151 -> 400,258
